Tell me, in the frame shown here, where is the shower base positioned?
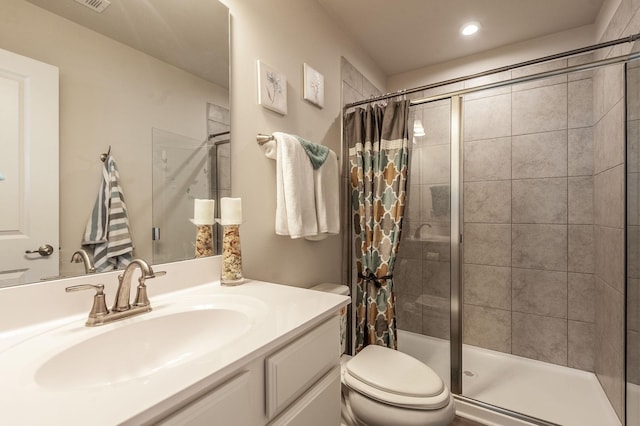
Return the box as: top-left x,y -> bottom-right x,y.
397,330 -> 621,426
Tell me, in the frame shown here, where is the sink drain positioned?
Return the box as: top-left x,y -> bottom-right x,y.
463,370 -> 476,377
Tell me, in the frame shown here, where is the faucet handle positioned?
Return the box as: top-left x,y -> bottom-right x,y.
150,270 -> 166,278
65,284 -> 109,326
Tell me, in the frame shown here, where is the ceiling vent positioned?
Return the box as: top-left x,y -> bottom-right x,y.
74,0 -> 111,13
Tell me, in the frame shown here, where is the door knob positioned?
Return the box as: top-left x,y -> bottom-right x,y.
25,244 -> 54,256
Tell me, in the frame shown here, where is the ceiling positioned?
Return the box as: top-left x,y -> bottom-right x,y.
316,0 -> 606,76
25,0 -> 229,88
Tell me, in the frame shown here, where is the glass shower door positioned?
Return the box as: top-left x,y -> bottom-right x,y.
460,61 -> 622,426
395,97 -> 453,389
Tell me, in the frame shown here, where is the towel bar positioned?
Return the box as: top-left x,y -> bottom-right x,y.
257,133 -> 274,145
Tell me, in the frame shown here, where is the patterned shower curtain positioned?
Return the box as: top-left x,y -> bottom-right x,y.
345,100 -> 410,353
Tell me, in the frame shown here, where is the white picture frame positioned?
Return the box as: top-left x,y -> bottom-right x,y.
303,63 -> 324,108
257,60 -> 287,115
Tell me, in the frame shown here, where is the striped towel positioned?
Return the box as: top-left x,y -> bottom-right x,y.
82,155 -> 134,272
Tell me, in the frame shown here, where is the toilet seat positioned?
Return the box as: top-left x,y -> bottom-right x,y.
343,345 -> 451,410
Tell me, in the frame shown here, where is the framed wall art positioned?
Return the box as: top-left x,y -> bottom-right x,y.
257,60 -> 287,115
303,63 -> 324,108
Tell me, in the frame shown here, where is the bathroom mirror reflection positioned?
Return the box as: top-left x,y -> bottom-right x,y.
0,0 -> 230,287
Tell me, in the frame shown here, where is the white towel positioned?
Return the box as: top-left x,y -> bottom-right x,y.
307,149 -> 340,241
82,155 -> 134,271
263,132 -> 339,240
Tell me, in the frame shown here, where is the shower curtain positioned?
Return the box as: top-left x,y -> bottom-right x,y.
345,99 -> 409,352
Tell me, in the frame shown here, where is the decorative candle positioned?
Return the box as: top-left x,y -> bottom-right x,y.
220,197 -> 242,225
194,199 -> 215,225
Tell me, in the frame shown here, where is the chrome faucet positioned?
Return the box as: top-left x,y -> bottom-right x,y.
113,259 -> 165,312
65,258 -> 166,326
70,249 -> 96,274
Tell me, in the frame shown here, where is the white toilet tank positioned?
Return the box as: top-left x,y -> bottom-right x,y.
310,283 -> 349,355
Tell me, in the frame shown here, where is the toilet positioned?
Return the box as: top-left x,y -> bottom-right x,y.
311,283 -> 455,426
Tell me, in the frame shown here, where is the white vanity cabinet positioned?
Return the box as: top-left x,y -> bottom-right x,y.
156,316 -> 341,426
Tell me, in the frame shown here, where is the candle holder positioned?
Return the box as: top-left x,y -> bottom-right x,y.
221,223 -> 244,285
195,224 -> 214,258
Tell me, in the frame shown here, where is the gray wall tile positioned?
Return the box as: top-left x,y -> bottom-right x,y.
464,181 -> 511,223
594,100 -> 624,174
463,305 -> 511,352
568,127 -> 594,176
628,226 -> 640,279
464,223 -> 511,267
463,93 -> 511,141
512,84 -> 568,135
511,59 -> 567,91
595,225 -> 625,293
512,178 -> 567,224
422,260 -> 450,299
421,144 -> 450,185
595,339 -> 624,421
464,137 -> 511,181
568,225 -> 594,273
341,58 -> 363,95
568,320 -> 595,371
464,264 -> 511,310
512,224 -> 567,271
594,164 -> 624,228
628,330 -> 640,385
512,268 -> 567,318
396,299 -> 421,334
595,277 -> 625,358
421,295 -> 450,340
568,272 -> 595,322
628,278 -> 640,332
394,258 -> 422,296
512,312 -> 568,365
602,64 -> 625,118
568,176 -> 593,224
512,131 -> 567,179
568,79 -> 593,128
420,102 -> 451,146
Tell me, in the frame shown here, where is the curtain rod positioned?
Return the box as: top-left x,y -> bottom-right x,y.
344,32 -> 640,110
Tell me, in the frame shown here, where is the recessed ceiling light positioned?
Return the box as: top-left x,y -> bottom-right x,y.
461,22 -> 480,36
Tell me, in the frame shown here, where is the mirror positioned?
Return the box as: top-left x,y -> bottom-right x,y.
0,0 -> 230,287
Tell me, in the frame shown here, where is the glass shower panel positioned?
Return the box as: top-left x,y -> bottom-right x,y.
151,128 -> 212,264
395,98 -> 452,387
461,61 -> 623,426
627,57 -> 640,426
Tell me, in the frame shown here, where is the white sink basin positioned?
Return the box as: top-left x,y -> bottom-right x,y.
2,293 -> 267,391
36,307 -> 250,390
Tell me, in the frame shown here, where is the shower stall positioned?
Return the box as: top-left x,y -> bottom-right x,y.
344,37 -> 640,426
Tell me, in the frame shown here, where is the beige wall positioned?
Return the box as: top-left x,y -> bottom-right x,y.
388,25 -> 595,93
0,0 -> 229,277
221,0 -> 385,287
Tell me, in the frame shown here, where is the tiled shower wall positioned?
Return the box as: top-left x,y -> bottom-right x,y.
461,61 -> 596,371
593,61 -> 627,420
629,59 -> 640,383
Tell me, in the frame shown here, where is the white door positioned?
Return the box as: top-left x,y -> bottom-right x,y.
0,48 -> 59,287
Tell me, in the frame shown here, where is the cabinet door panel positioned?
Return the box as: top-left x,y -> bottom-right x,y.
159,371 -> 250,426
268,366 -> 341,426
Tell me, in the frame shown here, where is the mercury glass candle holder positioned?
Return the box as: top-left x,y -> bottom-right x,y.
221,224 -> 243,285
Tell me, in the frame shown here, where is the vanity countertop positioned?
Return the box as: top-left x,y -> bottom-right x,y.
0,278 -> 349,425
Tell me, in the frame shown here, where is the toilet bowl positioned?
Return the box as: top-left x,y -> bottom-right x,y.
310,283 -> 455,426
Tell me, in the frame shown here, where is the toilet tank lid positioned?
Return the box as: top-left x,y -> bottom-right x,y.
310,283 -> 350,296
